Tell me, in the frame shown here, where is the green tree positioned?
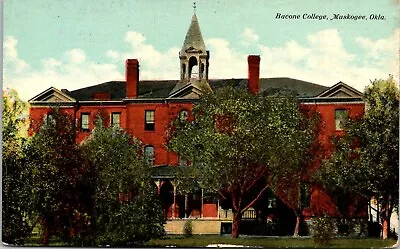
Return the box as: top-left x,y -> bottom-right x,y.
81,118 -> 165,246
168,87 -> 318,238
275,105 -> 322,237
2,89 -> 32,245
317,76 -> 399,239
24,108 -> 91,245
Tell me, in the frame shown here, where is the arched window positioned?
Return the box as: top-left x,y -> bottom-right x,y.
182,63 -> 186,77
188,56 -> 198,79
179,110 -> 188,121
200,63 -> 204,78
144,145 -> 155,166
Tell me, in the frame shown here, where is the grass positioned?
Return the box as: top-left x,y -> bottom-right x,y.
22,234 -> 397,248
145,235 -> 397,248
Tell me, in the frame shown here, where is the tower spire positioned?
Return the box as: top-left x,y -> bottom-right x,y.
170,11 -> 211,97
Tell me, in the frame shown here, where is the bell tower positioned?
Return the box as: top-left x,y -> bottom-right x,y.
179,13 -> 209,82
169,7 -> 212,97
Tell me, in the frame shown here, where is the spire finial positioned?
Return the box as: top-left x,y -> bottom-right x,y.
193,2 -> 196,14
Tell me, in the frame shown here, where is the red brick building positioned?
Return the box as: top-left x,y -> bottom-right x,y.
28,14 -> 365,234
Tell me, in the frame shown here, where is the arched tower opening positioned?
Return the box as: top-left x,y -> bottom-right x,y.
189,56 -> 198,79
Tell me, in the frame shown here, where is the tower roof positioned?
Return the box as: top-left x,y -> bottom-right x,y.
181,14 -> 206,53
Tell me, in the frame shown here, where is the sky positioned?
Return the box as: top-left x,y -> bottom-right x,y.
3,0 -> 399,101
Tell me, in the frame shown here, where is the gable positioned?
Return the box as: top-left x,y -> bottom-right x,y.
168,84 -> 202,99
316,81 -> 362,98
29,87 -> 76,103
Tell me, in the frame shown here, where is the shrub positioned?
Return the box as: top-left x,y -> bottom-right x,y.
183,220 -> 193,238
311,217 -> 336,245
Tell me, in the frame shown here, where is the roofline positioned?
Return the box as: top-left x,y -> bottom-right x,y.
299,97 -> 364,104
29,101 -> 77,107
316,81 -> 363,97
123,98 -> 199,103
29,86 -> 76,102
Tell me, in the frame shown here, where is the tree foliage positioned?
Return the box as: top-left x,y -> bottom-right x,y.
2,89 -> 32,245
168,87 -> 319,238
81,118 -> 165,246
317,76 -> 399,239
23,108 -> 91,245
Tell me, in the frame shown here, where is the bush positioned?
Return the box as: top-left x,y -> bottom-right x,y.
183,220 -> 193,238
311,217 -> 336,245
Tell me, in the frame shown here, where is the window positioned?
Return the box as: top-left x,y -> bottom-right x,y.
145,110 -> 155,131
335,109 -> 348,131
188,56 -> 198,79
300,182 -> 310,208
267,197 -> 276,209
178,155 -> 188,166
179,110 -> 188,121
144,145 -> 155,166
111,113 -> 121,128
43,113 -> 55,126
81,113 -> 90,131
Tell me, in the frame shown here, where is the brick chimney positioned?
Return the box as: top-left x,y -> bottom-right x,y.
126,59 -> 139,98
247,55 -> 260,95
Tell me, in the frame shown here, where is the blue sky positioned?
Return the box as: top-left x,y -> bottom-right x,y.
3,0 -> 399,100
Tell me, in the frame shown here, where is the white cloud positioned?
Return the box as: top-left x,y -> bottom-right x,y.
65,49 -> 86,64
105,49 -> 120,61
3,36 -> 30,73
206,38 -> 247,79
241,28 -> 259,45
3,28 -> 399,101
122,31 -> 180,80
356,29 -> 399,58
256,28 -> 398,91
3,36 -> 123,101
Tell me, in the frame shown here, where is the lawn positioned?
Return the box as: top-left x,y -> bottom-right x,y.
22,234 -> 397,248
145,235 -> 397,248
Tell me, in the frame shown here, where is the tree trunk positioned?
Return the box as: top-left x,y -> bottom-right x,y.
382,200 -> 391,240
293,214 -> 302,237
231,212 -> 242,239
41,222 -> 49,246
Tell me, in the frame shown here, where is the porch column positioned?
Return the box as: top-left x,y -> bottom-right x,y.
185,194 -> 188,218
155,180 -> 161,195
173,185 -> 177,219
217,199 -> 220,219
201,189 -> 204,218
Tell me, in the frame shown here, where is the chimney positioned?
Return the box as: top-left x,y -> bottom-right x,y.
126,59 -> 139,98
247,55 -> 260,95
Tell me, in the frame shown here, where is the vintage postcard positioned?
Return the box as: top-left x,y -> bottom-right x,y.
2,0 -> 399,247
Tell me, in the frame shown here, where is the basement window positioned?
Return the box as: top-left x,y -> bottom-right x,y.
81,113 -> 90,132
145,110 -> 155,131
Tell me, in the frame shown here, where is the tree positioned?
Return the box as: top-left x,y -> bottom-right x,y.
2,89 -> 32,245
24,108 -> 91,245
274,105 -> 322,237
168,87 -> 318,238
317,76 -> 399,239
81,118 -> 165,246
